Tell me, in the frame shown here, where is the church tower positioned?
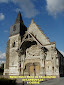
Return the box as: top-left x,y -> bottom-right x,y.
4,11 -> 27,75
10,11 -> 27,39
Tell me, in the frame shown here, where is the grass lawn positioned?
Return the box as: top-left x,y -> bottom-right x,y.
0,78 -> 16,85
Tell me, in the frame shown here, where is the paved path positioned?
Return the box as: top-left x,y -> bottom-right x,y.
16,77 -> 64,85
37,77 -> 64,85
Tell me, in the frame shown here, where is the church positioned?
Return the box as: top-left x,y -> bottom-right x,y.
4,11 -> 64,77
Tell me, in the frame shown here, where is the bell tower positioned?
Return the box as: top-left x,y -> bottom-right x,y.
10,11 -> 27,39
4,11 -> 27,75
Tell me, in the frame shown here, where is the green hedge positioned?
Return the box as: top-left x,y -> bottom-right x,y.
0,78 -> 16,85
0,68 -> 4,75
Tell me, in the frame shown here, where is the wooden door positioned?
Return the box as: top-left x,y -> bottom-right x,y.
30,66 -> 34,76
35,65 -> 40,76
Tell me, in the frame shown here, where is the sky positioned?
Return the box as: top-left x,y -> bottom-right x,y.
0,0 -> 64,64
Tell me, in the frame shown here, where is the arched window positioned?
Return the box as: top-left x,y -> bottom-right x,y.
25,66 -> 26,69
12,42 -> 15,47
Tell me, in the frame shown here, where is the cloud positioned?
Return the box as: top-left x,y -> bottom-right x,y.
0,0 -> 8,3
46,0 -> 64,16
15,8 -> 21,12
0,51 -> 6,59
0,13 -> 5,21
0,61 -> 2,65
0,0 -> 39,18
11,0 -> 40,18
0,51 -> 6,64
0,61 -> 5,64
4,30 -> 9,33
59,50 -> 64,56
2,61 -> 5,63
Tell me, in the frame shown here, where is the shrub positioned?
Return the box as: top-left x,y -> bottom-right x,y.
0,78 -> 16,85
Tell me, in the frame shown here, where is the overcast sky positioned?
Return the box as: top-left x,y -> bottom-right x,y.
0,0 -> 64,64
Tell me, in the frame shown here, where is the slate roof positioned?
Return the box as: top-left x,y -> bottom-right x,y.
15,11 -> 23,24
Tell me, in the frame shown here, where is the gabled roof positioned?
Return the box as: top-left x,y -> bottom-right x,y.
56,48 -> 64,57
17,19 -> 55,51
15,11 -> 23,24
28,19 -> 51,45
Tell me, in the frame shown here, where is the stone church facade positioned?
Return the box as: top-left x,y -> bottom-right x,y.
4,11 -> 64,77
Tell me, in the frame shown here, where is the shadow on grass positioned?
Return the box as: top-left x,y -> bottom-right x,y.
0,78 -> 16,85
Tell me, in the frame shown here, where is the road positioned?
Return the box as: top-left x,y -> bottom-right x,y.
16,77 -> 64,85
37,77 -> 64,85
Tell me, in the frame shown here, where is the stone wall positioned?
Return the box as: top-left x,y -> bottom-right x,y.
6,39 -> 10,69
9,34 -> 21,75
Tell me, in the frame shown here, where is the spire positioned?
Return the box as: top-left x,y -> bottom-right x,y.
31,19 -> 34,24
15,11 -> 23,24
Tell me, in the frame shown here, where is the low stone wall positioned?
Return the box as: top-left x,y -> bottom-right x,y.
0,75 -> 10,79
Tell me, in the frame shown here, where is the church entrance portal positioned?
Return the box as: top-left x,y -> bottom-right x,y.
25,63 -> 40,76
